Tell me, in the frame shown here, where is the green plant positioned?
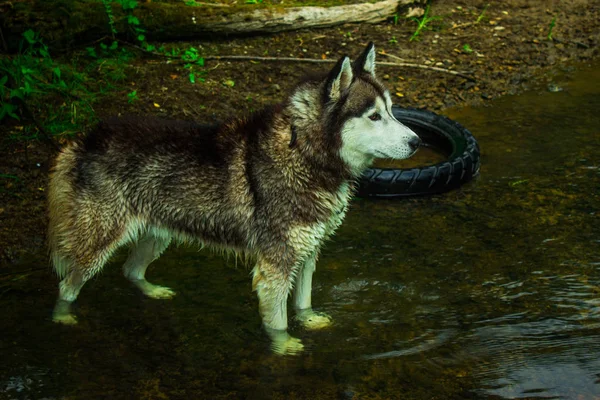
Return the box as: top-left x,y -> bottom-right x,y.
547,16 -> 557,40
99,1 -> 206,83
245,0 -> 263,4
102,0 -> 118,37
182,47 -> 206,83
389,36 -> 398,44
127,90 -> 138,103
0,30 -> 128,140
0,30 -> 60,121
409,3 -> 442,42
476,4 -> 489,24
462,44 -> 473,54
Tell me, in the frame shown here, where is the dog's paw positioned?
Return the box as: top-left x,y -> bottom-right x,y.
295,309 -> 333,330
265,328 -> 304,356
53,312 -> 78,325
271,335 -> 304,356
134,280 -> 176,299
53,299 -> 78,325
145,285 -> 176,299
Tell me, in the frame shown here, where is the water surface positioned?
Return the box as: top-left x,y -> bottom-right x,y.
1,63 -> 599,399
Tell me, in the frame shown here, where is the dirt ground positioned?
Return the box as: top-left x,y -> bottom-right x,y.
1,0 -> 599,266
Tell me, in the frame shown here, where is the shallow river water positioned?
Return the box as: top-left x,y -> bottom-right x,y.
1,63 -> 599,399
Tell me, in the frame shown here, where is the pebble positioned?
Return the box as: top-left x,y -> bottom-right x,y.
382,74 -> 390,80
547,83 -> 563,92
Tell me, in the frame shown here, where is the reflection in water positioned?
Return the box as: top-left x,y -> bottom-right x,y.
1,63 -> 600,399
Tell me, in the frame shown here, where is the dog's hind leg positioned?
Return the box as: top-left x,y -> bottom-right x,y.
53,267 -> 87,325
53,243 -> 121,325
123,234 -> 174,299
293,253 -> 333,330
253,258 -> 304,355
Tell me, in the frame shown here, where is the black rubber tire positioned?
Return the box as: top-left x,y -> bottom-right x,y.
357,106 -> 480,198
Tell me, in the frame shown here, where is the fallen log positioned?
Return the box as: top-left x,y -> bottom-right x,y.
156,0 -> 416,36
0,0 -> 416,51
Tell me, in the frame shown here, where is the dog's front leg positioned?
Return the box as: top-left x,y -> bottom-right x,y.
252,259 -> 303,355
293,252 -> 333,330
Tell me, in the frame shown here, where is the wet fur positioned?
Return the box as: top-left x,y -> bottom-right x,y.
48,43 -> 419,354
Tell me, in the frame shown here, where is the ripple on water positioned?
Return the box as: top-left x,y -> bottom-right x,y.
467,271 -> 600,399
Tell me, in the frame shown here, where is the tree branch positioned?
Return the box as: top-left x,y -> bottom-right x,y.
202,55 -> 475,81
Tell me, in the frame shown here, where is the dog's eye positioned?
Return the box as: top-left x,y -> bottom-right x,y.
369,113 -> 381,121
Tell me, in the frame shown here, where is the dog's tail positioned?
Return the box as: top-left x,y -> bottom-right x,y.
47,143 -> 80,279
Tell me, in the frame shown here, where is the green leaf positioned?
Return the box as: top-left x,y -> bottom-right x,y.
100,42 -> 108,50
86,47 -> 98,58
145,44 -> 155,52
197,57 -> 205,66
10,88 -> 24,100
1,103 -> 20,121
0,75 -> 7,87
23,80 -> 32,94
53,67 -> 61,79
137,34 -> 145,42
127,90 -> 137,103
128,15 -> 140,25
121,0 -> 138,11
189,72 -> 195,84
23,29 -> 36,44
109,41 -> 119,50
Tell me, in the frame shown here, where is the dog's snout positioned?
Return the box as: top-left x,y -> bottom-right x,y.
408,136 -> 421,152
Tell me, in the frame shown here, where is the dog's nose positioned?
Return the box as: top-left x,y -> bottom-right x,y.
408,136 -> 421,152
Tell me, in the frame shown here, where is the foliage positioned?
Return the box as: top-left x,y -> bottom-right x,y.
96,0 -> 206,83
462,44 -> 473,54
547,17 -> 557,40
409,3 -> 442,42
0,29 -> 136,141
476,4 -> 489,24
127,90 -> 138,103
1,0 -> 211,142
102,0 -> 118,37
0,30 -> 94,136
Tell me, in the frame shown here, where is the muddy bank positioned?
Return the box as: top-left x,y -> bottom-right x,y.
1,0 -> 599,266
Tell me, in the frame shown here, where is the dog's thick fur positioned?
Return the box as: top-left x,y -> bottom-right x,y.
48,43 -> 420,354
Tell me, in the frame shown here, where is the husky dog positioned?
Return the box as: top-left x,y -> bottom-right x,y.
48,43 -> 420,355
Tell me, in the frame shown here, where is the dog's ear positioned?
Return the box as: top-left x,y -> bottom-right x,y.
325,56 -> 353,101
353,42 -> 376,76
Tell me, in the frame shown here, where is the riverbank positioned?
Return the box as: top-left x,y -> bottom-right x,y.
1,0 -> 599,265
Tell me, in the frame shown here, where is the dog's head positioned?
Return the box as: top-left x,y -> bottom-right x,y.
328,43 -> 421,175
288,42 -> 421,176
